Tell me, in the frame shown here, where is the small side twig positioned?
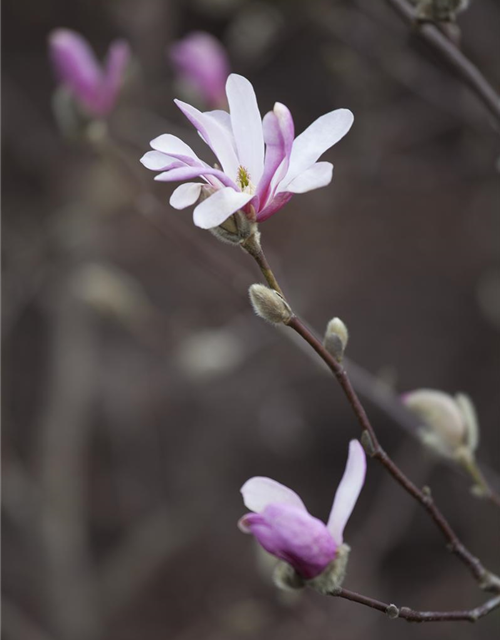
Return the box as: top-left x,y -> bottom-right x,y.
385,0 -> 500,126
331,588 -> 500,623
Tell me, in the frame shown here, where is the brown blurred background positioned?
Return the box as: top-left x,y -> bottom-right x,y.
2,0 -> 500,639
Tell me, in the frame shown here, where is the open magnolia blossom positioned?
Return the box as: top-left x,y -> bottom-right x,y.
49,29 -> 130,117
238,440 -> 366,580
140,74 -> 354,229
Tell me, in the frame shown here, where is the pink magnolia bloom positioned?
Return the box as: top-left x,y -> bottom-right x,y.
49,29 -> 130,118
140,74 -> 354,230
169,31 -> 230,109
238,440 -> 366,580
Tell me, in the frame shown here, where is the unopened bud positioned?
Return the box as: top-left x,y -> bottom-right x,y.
401,389 -> 479,459
323,317 -> 349,362
249,284 -> 292,325
210,210 -> 257,245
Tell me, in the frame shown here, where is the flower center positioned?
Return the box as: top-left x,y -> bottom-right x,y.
237,166 -> 255,194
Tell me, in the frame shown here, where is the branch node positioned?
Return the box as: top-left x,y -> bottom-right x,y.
361,430 -> 377,457
386,603 -> 400,619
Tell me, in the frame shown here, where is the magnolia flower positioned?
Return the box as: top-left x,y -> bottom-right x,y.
140,74 -> 353,230
49,29 -> 130,118
169,31 -> 230,109
238,440 -> 366,580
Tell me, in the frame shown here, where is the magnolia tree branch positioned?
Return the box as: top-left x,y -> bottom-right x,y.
331,588 -> 500,623
385,0 -> 500,126
242,237 -> 500,596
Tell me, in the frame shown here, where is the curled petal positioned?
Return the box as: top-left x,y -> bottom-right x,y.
150,134 -> 204,166
241,477 -> 307,514
241,503 -> 336,579
226,74 -> 265,184
140,150 -> 179,170
286,162 -> 333,194
192,187 -> 252,229
281,108 -> 353,189
255,191 -> 293,223
327,440 -> 366,546
175,99 -> 239,179
154,165 -> 237,189
170,183 -> 203,210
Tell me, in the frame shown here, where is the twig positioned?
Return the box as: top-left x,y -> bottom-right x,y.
385,0 -> 500,126
331,588 -> 500,623
243,240 -> 500,594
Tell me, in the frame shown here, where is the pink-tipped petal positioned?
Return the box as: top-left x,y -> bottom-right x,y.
192,187 -> 252,229
174,99 -> 239,179
281,108 -> 353,189
255,191 -> 293,223
256,102 -> 294,206
327,440 -> 366,546
241,503 -> 336,579
169,183 -> 203,209
286,162 -> 333,194
226,74 -> 265,184
241,477 -> 306,514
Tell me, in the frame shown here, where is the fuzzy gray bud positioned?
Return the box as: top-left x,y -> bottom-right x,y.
249,284 -> 292,325
323,317 -> 349,362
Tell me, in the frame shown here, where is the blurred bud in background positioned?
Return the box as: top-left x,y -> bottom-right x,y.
168,31 -> 230,109
49,29 -> 130,123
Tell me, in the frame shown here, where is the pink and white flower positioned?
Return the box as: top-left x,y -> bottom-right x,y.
49,29 -> 130,118
238,440 -> 366,580
140,74 -> 354,230
169,31 -> 230,109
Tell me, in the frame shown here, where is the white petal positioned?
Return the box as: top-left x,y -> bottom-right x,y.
285,162 -> 333,194
169,183 -> 203,210
140,150 -> 178,170
241,476 -> 307,514
154,165 -> 236,188
150,134 -> 202,165
192,187 -> 252,229
226,74 -> 265,184
175,99 -> 239,178
327,440 -> 366,546
283,108 -> 353,187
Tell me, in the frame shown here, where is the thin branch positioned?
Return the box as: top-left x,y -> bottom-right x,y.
385,0 -> 500,126
244,241 -> 500,594
332,588 -> 500,623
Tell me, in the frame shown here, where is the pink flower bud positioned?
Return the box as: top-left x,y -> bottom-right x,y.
49,29 -> 130,118
168,32 -> 230,109
239,441 -> 366,581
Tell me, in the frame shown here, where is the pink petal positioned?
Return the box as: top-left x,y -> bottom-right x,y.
174,99 -> 239,179
192,187 -> 252,229
169,32 -> 230,108
102,39 -> 130,108
327,440 -> 366,546
255,191 -> 293,223
154,165 -> 236,189
286,162 -> 333,194
49,29 -> 103,114
281,108 -> 353,189
241,476 -> 306,513
226,74 -> 265,185
240,503 -> 336,579
256,102 -> 294,206
169,183 -> 203,210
